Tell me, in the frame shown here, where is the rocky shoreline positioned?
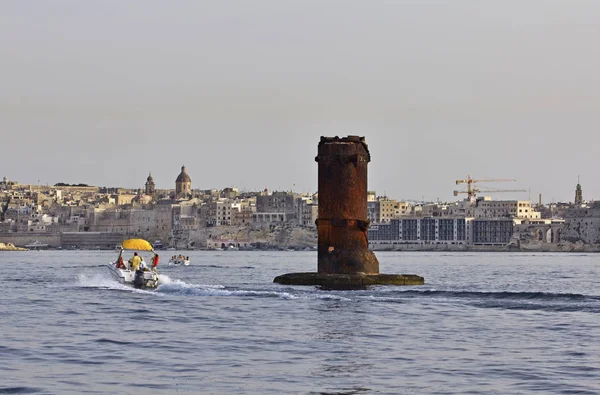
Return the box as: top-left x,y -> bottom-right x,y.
0,242 -> 27,251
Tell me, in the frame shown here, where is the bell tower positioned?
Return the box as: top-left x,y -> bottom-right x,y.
145,172 -> 156,195
574,176 -> 583,205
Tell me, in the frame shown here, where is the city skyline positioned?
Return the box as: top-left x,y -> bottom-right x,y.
2,1 -> 599,203
1,167 -> 588,206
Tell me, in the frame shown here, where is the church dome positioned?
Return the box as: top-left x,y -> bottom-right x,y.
176,166 -> 191,183
146,172 -> 154,183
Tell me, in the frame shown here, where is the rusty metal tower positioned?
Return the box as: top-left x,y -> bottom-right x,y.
315,136 -> 379,274
273,135 -> 423,288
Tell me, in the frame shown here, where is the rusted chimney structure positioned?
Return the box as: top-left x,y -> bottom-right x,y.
273,135 -> 424,288
315,136 -> 379,274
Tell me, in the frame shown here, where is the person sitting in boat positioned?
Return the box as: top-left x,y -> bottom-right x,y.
129,252 -> 141,271
139,258 -> 148,271
116,256 -> 125,269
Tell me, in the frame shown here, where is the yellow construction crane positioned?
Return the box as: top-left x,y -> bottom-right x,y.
454,175 -> 524,199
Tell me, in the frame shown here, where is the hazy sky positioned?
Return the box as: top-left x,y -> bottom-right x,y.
2,1 -> 599,203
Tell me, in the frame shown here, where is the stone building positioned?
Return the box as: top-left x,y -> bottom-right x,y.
562,206 -> 600,244
473,199 -> 540,219
203,199 -> 241,227
256,191 -> 298,221
175,166 -> 192,199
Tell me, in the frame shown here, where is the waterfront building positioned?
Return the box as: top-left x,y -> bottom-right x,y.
379,198 -> 397,223
231,205 -> 254,226
253,212 -> 290,224
295,196 -> 318,227
231,200 -> 256,226
128,208 -> 157,236
473,199 -> 540,219
300,201 -> 318,228
420,203 -> 450,217
175,165 -> 192,199
25,212 -> 59,232
204,199 -> 238,226
367,200 -> 380,223
256,191 -> 297,214
470,218 -> 513,245
255,191 -> 298,223
367,197 -> 412,224
65,214 -> 87,231
154,202 -> 174,238
368,217 -> 470,246
442,200 -> 475,217
368,216 -> 517,247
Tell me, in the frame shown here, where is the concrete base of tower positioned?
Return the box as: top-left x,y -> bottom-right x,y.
273,272 -> 424,289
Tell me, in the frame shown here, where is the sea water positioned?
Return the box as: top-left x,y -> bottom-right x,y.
0,251 -> 599,394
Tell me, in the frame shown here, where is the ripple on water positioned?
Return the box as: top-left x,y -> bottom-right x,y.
0,388 -> 43,394
3,251 -> 600,394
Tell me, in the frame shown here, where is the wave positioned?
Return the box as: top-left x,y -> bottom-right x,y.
387,289 -> 599,301
94,338 -> 134,345
314,294 -> 352,301
368,289 -> 600,313
0,388 -> 42,394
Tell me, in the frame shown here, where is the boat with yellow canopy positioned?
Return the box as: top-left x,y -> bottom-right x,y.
107,239 -> 160,288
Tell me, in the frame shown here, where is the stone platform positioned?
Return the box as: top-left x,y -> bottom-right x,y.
273,272 -> 424,289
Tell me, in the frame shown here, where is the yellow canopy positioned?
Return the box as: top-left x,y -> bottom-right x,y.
121,239 -> 154,252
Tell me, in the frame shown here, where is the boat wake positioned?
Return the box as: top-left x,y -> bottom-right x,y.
75,273 -> 161,295
77,273 -> 129,290
75,272 -> 360,301
156,278 -> 298,299
74,271 -> 599,312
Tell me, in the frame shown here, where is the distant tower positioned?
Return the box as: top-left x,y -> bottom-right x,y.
175,165 -> 192,199
145,172 -> 156,195
574,176 -> 583,205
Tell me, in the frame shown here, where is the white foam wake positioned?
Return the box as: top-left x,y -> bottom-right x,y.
76,272 -> 158,295
156,279 -> 297,299
77,273 -> 132,291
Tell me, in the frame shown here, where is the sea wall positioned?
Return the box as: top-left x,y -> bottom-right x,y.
562,212 -> 600,245
0,234 -> 60,248
370,241 -> 600,253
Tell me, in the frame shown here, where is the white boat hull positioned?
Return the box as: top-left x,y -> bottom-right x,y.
168,259 -> 190,266
107,262 -> 159,288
